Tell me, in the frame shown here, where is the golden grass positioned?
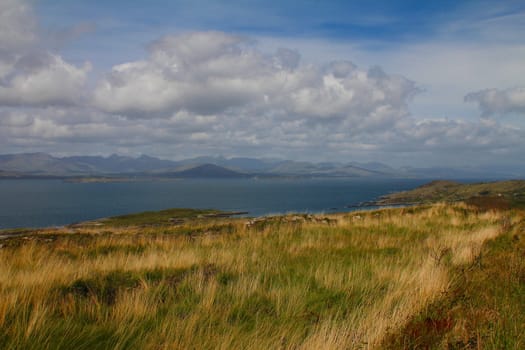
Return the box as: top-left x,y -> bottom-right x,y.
0,203 -> 517,349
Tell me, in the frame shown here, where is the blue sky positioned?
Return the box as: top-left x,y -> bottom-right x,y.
0,0 -> 524,167
36,0 -> 525,119
36,1 -> 524,42
37,0 -> 460,35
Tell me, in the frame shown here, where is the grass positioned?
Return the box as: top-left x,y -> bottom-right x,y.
0,203 -> 523,349
377,179 -> 525,208
385,209 -> 525,349
100,208 -> 220,227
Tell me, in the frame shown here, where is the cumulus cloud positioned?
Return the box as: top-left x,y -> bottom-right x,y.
465,87 -> 525,116
0,52 -> 91,106
0,0 -> 91,107
93,31 -> 420,130
88,30 -> 431,161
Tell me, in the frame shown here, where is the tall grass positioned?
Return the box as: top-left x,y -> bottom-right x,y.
0,203 -> 513,349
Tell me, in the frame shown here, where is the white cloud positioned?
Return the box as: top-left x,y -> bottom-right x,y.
0,52 -> 91,106
255,36 -> 525,120
465,87 -> 525,116
93,31 -> 419,129
1,101 -> 522,167
0,0 -> 91,107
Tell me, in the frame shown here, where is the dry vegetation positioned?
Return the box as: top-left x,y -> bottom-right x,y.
0,203 -> 522,349
374,180 -> 525,209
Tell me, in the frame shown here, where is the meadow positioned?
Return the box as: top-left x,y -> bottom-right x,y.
0,203 -> 523,349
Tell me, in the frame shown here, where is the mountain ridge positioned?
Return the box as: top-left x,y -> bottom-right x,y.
0,153 -> 523,179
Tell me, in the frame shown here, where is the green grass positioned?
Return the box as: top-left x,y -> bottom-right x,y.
378,179 -> 525,208
384,214 -> 525,349
0,203 -> 523,349
101,208 -> 220,226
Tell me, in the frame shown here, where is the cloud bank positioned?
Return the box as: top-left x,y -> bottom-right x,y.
0,0 -> 523,166
93,31 -> 419,128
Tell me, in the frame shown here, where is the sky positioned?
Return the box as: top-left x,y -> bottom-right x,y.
0,0 -> 524,167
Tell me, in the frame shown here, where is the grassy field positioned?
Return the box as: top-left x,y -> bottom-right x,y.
0,203 -> 523,349
374,180 -> 525,209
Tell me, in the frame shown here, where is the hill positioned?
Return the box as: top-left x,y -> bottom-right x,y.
162,163 -> 248,178
0,153 -> 179,176
373,179 -> 525,208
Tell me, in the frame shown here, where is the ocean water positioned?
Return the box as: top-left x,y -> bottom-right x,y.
0,178 -> 430,229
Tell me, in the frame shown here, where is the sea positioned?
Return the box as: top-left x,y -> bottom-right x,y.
0,178 -> 433,229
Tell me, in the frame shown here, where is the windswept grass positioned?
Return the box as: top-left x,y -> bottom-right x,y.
385,211 -> 525,349
0,203 -> 521,349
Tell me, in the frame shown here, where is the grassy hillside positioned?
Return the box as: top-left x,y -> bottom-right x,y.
0,203 -> 523,349
375,180 -> 525,209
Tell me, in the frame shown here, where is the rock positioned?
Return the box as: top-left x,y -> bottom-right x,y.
245,218 -> 266,228
288,216 -> 305,223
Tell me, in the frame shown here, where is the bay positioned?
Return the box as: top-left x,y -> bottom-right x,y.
0,178 -> 431,229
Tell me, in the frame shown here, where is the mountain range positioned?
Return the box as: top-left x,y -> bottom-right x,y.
0,153 -> 523,179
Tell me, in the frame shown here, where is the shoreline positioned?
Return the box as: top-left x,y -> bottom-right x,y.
2,179 -> 523,231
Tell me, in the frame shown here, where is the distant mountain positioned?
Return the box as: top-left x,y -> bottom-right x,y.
0,152 -> 522,179
161,164 -> 248,178
0,153 -> 181,175
64,154 -> 178,173
218,157 -> 281,172
267,161 -> 323,175
266,161 -> 384,177
350,161 -> 396,174
175,156 -> 281,172
0,153 -> 92,175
